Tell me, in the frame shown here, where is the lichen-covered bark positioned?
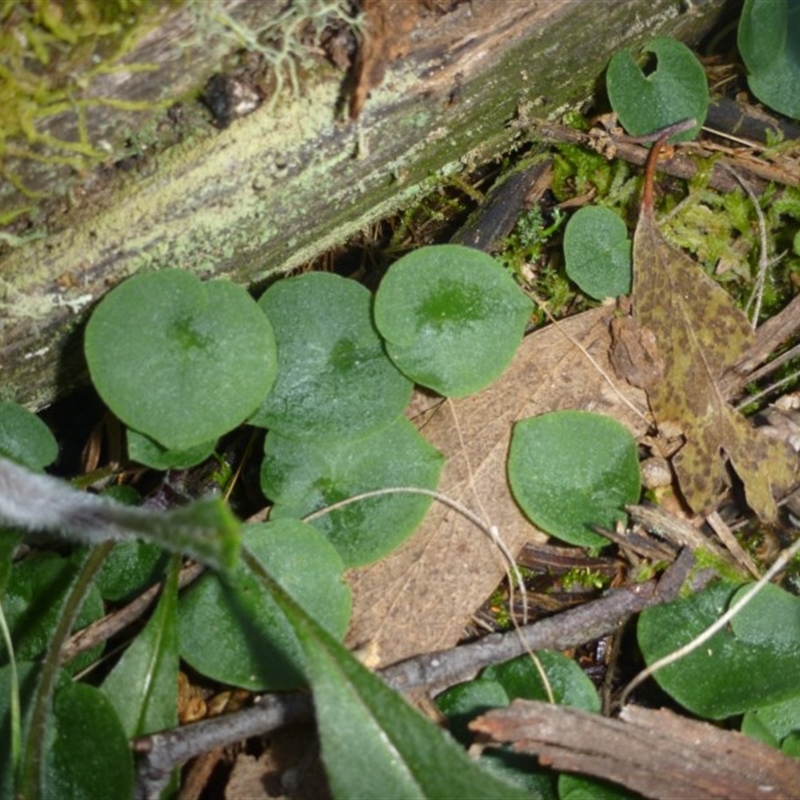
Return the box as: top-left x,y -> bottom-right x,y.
0,0 -> 727,409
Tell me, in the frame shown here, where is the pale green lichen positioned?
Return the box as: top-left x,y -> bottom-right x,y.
192,0 -> 361,108
0,0 -> 361,219
0,0 -> 172,205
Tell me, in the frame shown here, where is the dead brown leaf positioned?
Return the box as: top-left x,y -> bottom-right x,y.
629,138 -> 797,519
345,138 -> 800,669
345,306 -> 647,666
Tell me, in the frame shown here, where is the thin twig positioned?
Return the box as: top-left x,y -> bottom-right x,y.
705,510 -> 760,579
133,554 -> 702,798
303,482 -> 553,702
61,561 -> 206,664
735,367 -> 800,411
526,119 -> 795,192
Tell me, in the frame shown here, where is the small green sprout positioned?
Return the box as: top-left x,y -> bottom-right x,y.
561,566 -> 611,592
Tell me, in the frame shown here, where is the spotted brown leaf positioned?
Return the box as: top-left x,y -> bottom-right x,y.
631,138 -> 797,520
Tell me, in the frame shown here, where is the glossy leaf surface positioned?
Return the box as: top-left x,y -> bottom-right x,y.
508,411 -> 640,547
606,37 -> 708,140
179,520 -> 351,691
374,245 -> 532,397
253,272 -> 412,441
263,418 -> 444,566
85,269 -> 277,451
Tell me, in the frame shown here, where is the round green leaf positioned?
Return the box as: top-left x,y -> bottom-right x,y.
373,245 -> 532,397
606,37 -> 708,141
179,520 -> 351,691
482,651 -> 600,712
85,269 -> 277,451
437,652 -> 599,740
436,680 -> 511,745
436,652 -> 598,796
508,411 -> 640,547
262,417 -> 444,566
738,0 -> 800,120
0,401 -> 58,470
252,272 -> 412,441
126,427 -> 216,470
563,207 -> 632,300
638,581 -> 800,718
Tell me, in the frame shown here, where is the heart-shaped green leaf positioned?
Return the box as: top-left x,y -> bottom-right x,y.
85,269 -> 277,451
0,402 -> 57,471
638,581 -> 800,718
436,652 -> 601,794
738,0 -> 800,120
179,520 -> 351,691
508,411 -> 640,547
606,37 -> 708,141
252,272 -> 412,441
437,651 -> 599,748
483,651 -> 600,712
373,245 -> 532,397
563,206 -> 632,300
262,417 -> 444,566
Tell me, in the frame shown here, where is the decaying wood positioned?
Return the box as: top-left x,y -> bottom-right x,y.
0,0 -> 727,409
471,701 -> 800,800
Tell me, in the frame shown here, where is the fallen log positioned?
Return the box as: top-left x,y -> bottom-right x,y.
0,0 -> 727,408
